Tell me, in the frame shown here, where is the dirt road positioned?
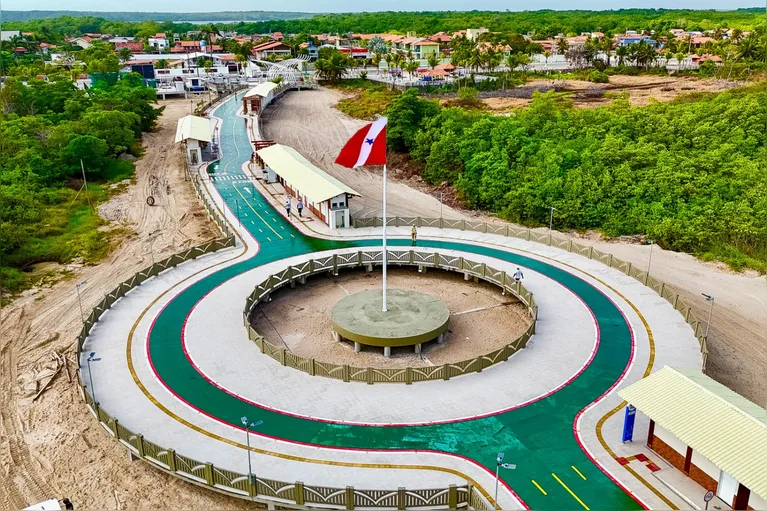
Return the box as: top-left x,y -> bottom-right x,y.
262,87 -> 766,405
0,99 -> 257,510
262,89 -> 475,220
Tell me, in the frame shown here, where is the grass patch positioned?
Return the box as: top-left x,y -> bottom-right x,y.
333,82 -> 399,120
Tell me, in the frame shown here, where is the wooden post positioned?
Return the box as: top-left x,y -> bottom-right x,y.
345,486 -> 355,510
367,366 -> 374,385
405,367 -> 413,385
204,462 -> 214,486
448,485 -> 458,509
397,487 -> 406,510
295,481 -> 305,505
136,434 -> 145,458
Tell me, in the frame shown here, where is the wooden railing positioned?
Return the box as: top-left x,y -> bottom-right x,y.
244,249 -> 538,384
351,216 -> 709,369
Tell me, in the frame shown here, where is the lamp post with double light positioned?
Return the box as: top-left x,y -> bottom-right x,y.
494,452 -> 516,510
75,281 -> 88,325
702,293 -> 715,338
241,417 -> 263,492
86,351 -> 101,403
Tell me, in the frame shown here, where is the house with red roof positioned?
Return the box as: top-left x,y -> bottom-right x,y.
251,40 -> 292,60
116,42 -> 144,54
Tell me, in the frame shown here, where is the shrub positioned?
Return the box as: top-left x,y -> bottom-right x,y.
588,70 -> 609,83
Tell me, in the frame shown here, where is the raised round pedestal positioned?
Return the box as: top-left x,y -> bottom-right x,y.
331,289 -> 450,356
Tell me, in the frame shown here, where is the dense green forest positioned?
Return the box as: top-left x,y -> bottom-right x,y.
384,86 -> 767,271
0,74 -> 162,293
4,8 -> 764,40
234,9 -> 765,38
2,10 -> 314,22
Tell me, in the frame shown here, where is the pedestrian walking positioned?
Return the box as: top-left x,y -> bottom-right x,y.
285,198 -> 291,217
513,267 -> 524,283
61,498 -> 74,510
411,225 -> 417,246
297,199 -> 303,217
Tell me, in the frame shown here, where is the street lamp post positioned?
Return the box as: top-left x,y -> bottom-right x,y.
494,452 -> 517,510
647,239 -> 654,275
86,351 -> 101,403
241,417 -> 263,492
548,206 -> 556,233
702,293 -> 715,338
75,281 -> 88,325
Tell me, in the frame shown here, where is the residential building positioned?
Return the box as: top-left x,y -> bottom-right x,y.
69,36 -> 94,49
466,27 -> 489,41
429,32 -> 452,44
272,32 -> 284,41
171,41 -> 223,53
1,30 -> 22,42
251,41 -> 292,60
108,36 -> 134,44
614,33 -> 657,47
115,42 -> 144,54
148,33 -> 170,51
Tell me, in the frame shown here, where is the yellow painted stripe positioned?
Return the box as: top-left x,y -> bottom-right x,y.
572,466 -> 587,480
532,479 -> 547,495
122,164 -> 498,507
552,473 -> 589,510
232,184 -> 283,239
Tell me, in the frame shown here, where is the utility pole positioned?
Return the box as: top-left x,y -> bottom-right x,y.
80,160 -> 94,212
548,206 -> 556,232
702,293 -> 715,338
75,281 -> 87,325
647,240 -> 654,275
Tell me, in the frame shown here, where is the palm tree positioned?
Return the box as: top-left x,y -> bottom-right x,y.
118,47 -> 133,64
675,52 -> 687,71
615,45 -> 629,67
315,52 -> 349,83
543,50 -> 552,73
427,52 -> 439,69
156,59 -> 169,69
235,53 -> 247,75
198,24 -> 220,54
467,48 -> 484,73
404,59 -> 419,80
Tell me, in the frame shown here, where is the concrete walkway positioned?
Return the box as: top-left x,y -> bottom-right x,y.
78,93 -> 704,511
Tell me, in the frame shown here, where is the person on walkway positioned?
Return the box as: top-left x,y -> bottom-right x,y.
297,199 -> 303,217
285,198 -> 291,217
61,498 -> 74,510
513,267 -> 524,283
411,225 -> 418,246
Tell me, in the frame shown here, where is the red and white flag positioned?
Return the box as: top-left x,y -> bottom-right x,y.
335,116 -> 387,168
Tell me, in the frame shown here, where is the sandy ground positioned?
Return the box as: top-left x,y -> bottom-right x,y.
251,268 -> 531,368
262,89 -> 478,220
482,76 -> 745,110
0,99 -> 260,510
262,87 -> 766,405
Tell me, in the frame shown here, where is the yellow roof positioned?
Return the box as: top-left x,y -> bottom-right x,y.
244,82 -> 279,98
257,144 -> 360,204
619,366 -> 767,499
174,115 -> 211,143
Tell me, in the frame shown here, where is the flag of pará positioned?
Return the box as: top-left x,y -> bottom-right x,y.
335,116 -> 387,168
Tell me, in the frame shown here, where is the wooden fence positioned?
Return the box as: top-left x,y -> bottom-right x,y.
244,249 -> 538,384
351,216 -> 709,369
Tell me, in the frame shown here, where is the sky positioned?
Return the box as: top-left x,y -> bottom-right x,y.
4,0 -> 761,11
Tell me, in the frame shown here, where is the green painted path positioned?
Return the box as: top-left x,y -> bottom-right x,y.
148,95 -> 642,510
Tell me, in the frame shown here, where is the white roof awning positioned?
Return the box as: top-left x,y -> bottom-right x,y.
256,144 -> 360,204
174,115 -> 212,143
619,366 -> 767,499
244,82 -> 279,99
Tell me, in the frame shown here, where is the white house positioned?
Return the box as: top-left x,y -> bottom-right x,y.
148,33 -> 170,51
175,115 -> 213,165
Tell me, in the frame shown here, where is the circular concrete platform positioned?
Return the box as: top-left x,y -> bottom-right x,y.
331,289 -> 450,353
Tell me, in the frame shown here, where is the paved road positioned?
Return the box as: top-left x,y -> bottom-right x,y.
148,94 -> 641,510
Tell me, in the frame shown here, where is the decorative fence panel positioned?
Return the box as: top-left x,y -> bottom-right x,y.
244,249 -> 538,385
350,216 -> 710,370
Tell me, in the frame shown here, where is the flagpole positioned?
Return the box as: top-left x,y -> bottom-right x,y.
382,164 -> 388,312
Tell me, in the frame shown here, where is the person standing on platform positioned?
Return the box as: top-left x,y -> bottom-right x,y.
297,199 -> 304,217
513,267 -> 524,283
285,198 -> 291,217
411,225 -> 418,246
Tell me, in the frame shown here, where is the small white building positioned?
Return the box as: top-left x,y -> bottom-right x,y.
1,30 -> 21,42
620,366 -> 767,511
175,115 -> 213,165
256,144 -> 360,229
148,33 -> 170,51
241,82 -> 279,114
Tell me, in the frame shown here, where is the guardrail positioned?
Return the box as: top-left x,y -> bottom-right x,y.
351,216 -> 709,370
81,380 -> 477,509
74,96 -> 487,508
244,249 -> 537,384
